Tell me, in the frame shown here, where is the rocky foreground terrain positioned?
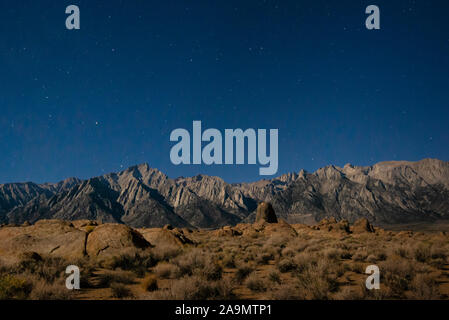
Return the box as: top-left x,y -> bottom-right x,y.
0,203 -> 448,300
1,158 -> 449,228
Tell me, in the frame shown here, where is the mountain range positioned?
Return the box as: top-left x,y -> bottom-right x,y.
1,158 -> 449,228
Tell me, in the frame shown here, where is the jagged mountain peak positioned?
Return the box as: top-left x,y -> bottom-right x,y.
1,158 -> 449,227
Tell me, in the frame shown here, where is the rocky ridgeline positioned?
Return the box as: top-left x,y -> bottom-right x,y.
1,158 -> 449,228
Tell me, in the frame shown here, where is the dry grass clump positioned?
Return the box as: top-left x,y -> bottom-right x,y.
0,274 -> 32,299
16,254 -> 67,283
28,278 -> 71,300
196,263 -> 223,281
379,257 -> 415,297
111,283 -> 133,299
96,270 -> 135,288
245,273 -> 267,292
151,244 -> 182,262
294,257 -> 339,299
286,238 -> 308,253
413,244 -> 431,263
409,273 -> 441,300
277,258 -> 297,273
153,263 -> 180,279
333,286 -> 365,300
151,275 -> 234,300
350,262 -> 365,274
266,234 -> 289,250
280,247 -> 296,258
0,255 -> 76,300
234,265 -> 254,283
172,249 -> 207,276
268,270 -> 281,284
221,249 -> 237,268
323,248 -> 345,261
352,250 -> 368,262
257,252 -> 275,265
392,245 -> 410,258
269,282 -> 301,300
105,249 -> 156,276
141,275 -> 158,292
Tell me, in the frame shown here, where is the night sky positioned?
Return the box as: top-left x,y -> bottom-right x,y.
0,0 -> 448,184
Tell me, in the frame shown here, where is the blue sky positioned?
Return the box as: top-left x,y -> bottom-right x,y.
0,0 -> 448,183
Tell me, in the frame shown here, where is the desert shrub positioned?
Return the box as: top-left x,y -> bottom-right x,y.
222,253 -> 236,268
266,234 -> 289,249
106,250 -> 156,276
250,232 -> 260,239
393,246 -> 409,258
153,263 -> 180,279
413,245 -> 431,263
110,283 -> 133,299
79,267 -> 95,288
334,263 -> 347,277
173,249 -> 206,276
430,258 -> 446,269
17,255 -> 67,283
0,275 -> 32,299
234,265 -> 253,283
257,252 -> 275,265
340,250 -> 352,260
324,248 -> 343,261
295,258 -> 339,299
214,277 -> 235,300
28,278 -> 71,300
380,257 -> 415,297
153,275 -> 234,300
268,271 -> 281,284
333,286 -> 365,300
151,245 -> 182,262
281,247 -> 296,258
97,270 -> 135,288
350,262 -> 365,274
296,270 -> 338,300
430,247 -> 447,261
410,273 -> 441,300
277,258 -> 297,273
245,273 -> 267,292
288,239 -> 308,253
242,246 -> 258,262
293,253 -> 315,274
352,251 -> 368,262
198,263 -> 223,281
141,275 -> 158,292
375,251 -> 387,261
269,282 -> 301,300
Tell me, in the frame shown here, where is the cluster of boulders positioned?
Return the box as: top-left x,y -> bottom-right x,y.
0,201 -> 410,266
0,219 -> 195,266
309,216 -> 376,234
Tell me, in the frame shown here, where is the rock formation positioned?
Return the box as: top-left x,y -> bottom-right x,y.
351,218 -> 375,233
86,223 -> 151,259
255,202 -> 278,223
0,220 -> 86,265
